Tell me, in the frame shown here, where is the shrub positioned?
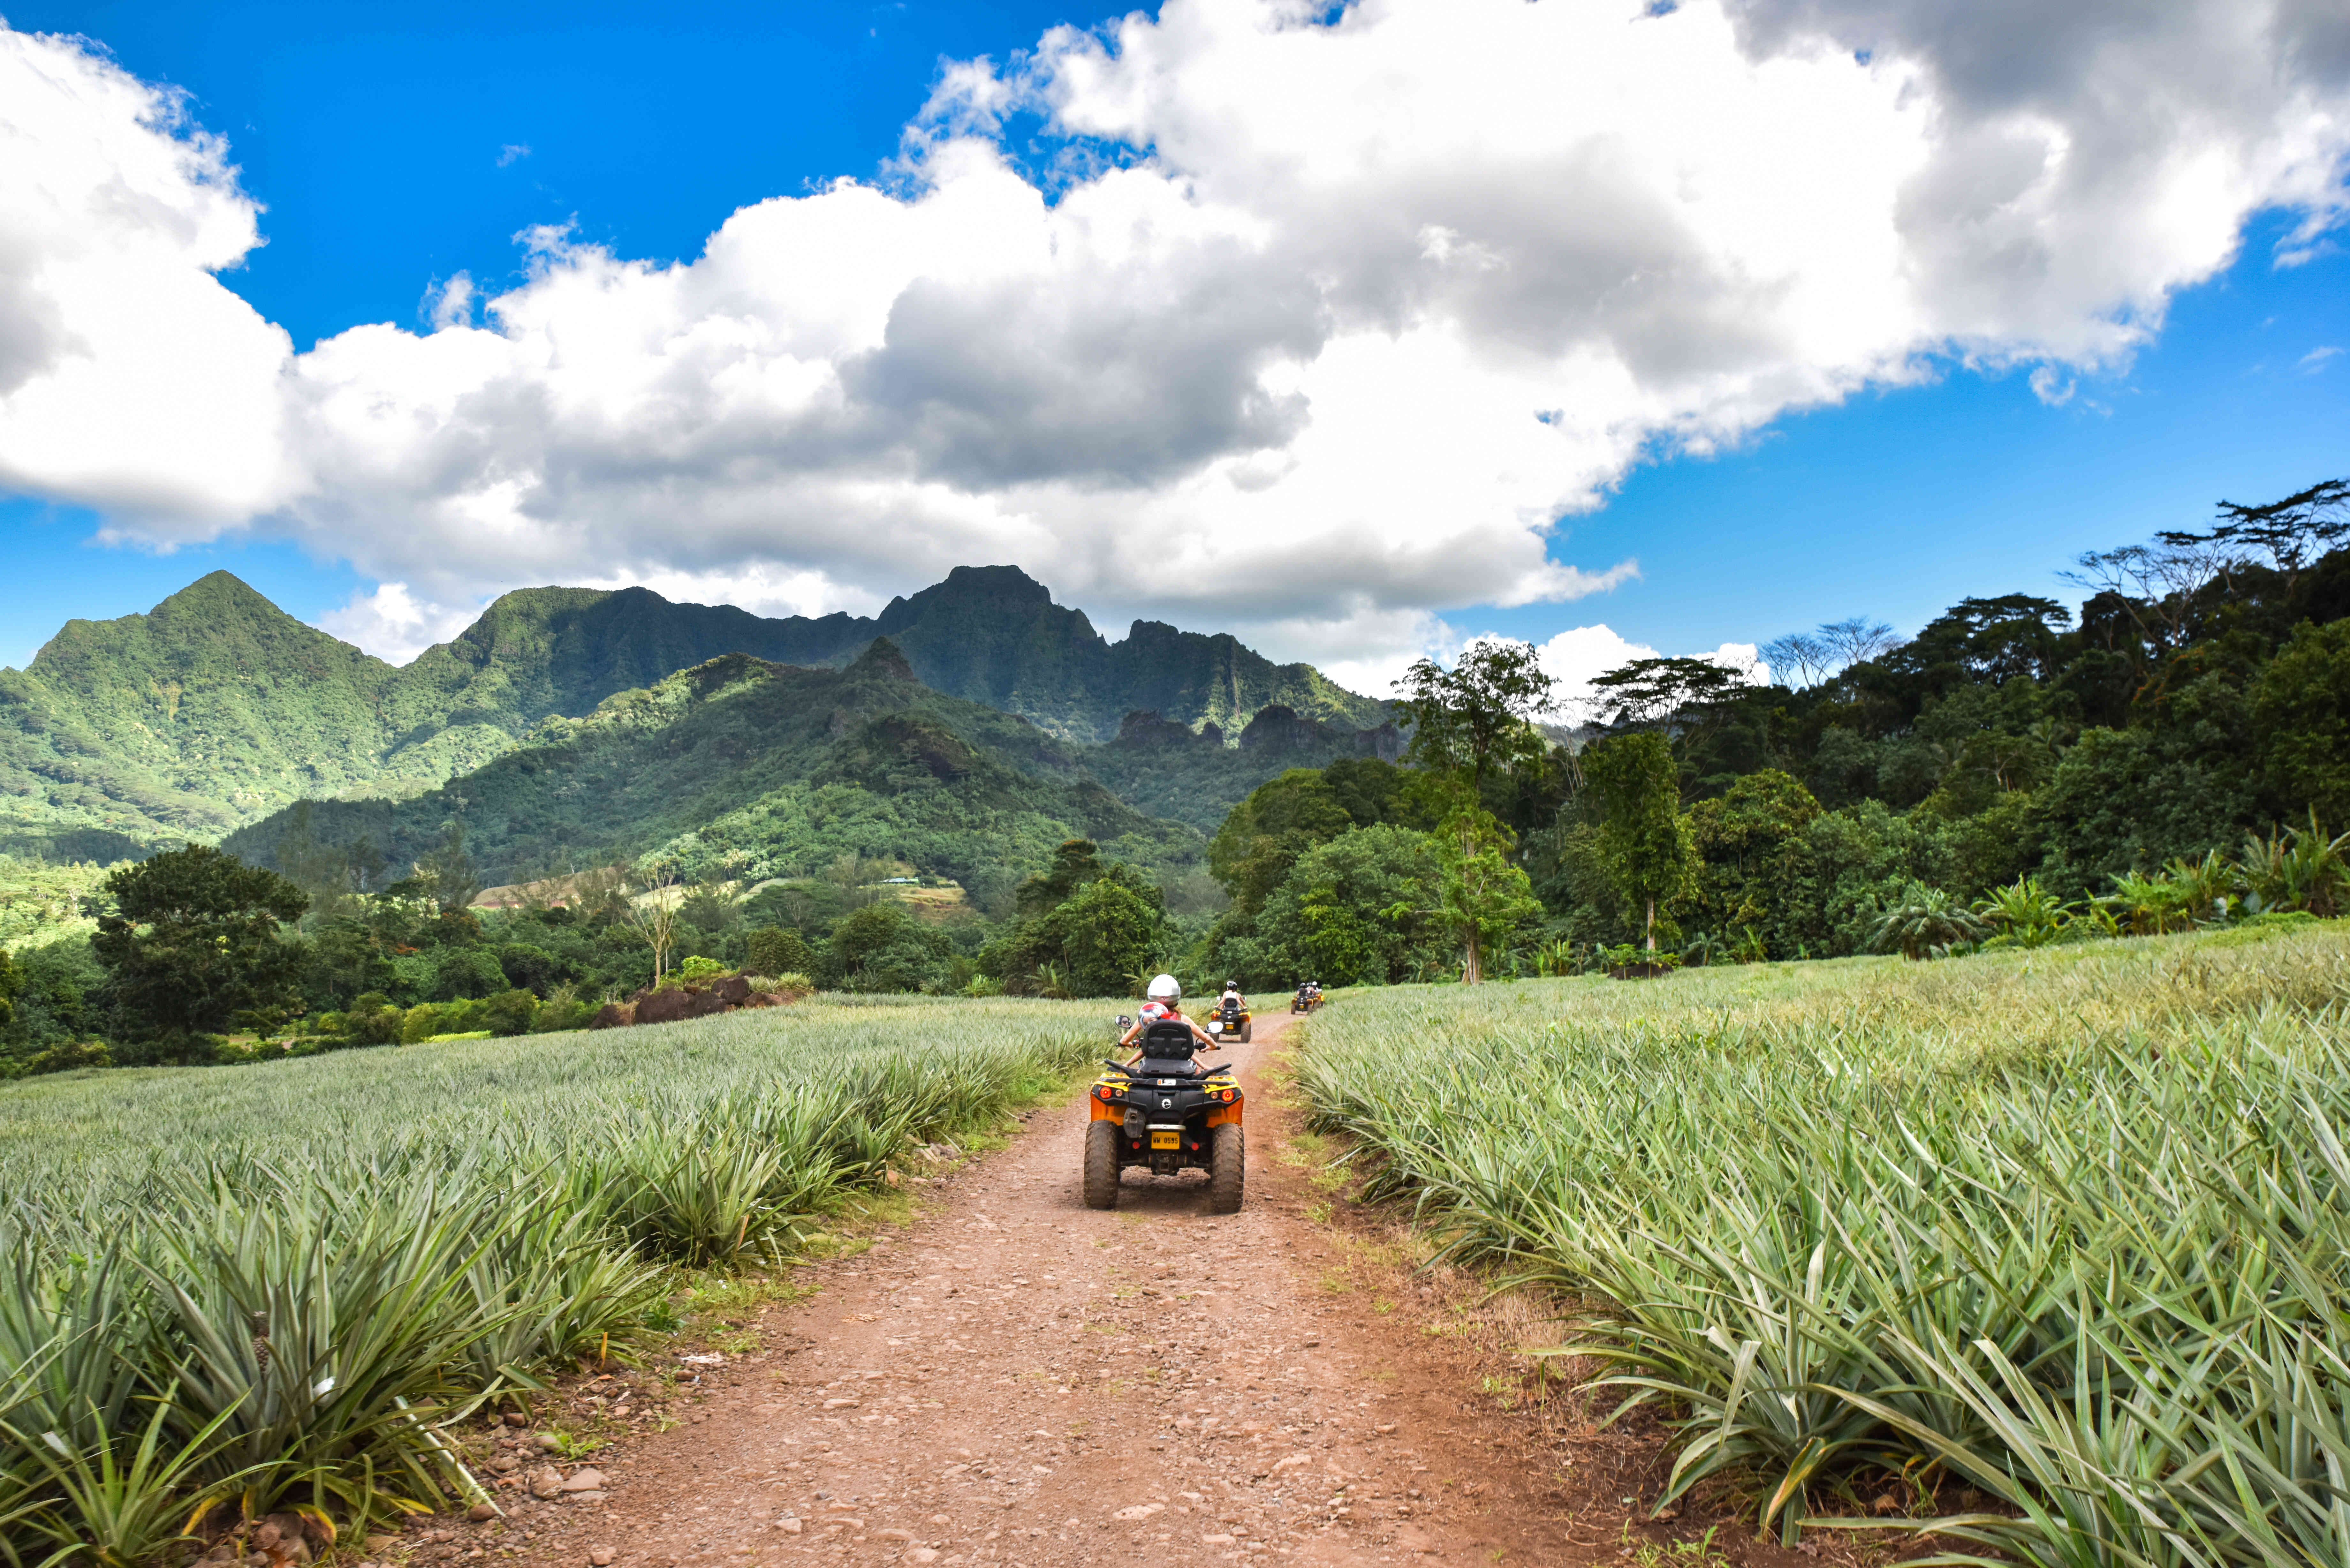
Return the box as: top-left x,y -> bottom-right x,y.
746,927 -> 813,976
343,992 -> 405,1047
483,989 -> 540,1037
675,955 -> 728,982
1867,880 -> 1988,959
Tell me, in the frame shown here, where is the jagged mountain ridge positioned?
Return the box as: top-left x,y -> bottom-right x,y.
0,566 -> 1389,859
220,641 -> 1201,908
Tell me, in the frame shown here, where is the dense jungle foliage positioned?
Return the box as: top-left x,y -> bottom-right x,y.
1199,479 -> 2350,982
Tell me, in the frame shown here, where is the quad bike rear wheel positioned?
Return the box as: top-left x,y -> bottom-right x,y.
1239,1021 -> 1254,1043
1083,1120 -> 1121,1210
1209,1123 -> 1245,1213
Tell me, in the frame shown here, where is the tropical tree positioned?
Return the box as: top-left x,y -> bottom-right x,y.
746,926 -> 815,977
1206,774 -> 1354,920
824,902 -> 955,993
1431,805 -> 1543,984
92,845 -> 309,1056
2239,812 -> 2348,918
1868,882 -> 1988,960
413,822 -> 482,913
1055,877 -> 1167,997
2161,849 -> 2236,923
620,863 -> 686,985
2251,619 -> 2350,828
992,845 -> 1169,996
1392,639 -> 1556,793
1973,876 -> 2074,948
2102,871 -> 2190,936
1254,824 -> 1444,986
1581,732 -> 1698,951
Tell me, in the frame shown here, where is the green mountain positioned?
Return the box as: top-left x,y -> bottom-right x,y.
1088,706 -> 1404,833
0,567 -> 1388,861
859,566 -> 1390,742
0,573 -> 484,861
220,641 -> 1198,911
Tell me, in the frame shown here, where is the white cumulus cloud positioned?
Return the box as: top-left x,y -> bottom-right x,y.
0,0 -> 2346,669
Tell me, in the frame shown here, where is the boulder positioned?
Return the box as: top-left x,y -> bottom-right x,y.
633,987 -> 698,1026
711,975 -> 753,1004
589,1003 -> 634,1030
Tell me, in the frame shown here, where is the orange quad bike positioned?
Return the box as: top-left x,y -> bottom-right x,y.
1083,1016 -> 1243,1212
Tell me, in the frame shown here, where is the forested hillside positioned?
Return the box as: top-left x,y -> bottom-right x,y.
1193,480 -> 2350,983
222,640 -> 1199,909
0,565 -> 1388,861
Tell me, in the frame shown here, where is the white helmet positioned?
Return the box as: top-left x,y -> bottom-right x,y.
1146,973 -> 1180,1002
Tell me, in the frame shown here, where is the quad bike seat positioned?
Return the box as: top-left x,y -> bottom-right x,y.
1136,1018 -> 1201,1075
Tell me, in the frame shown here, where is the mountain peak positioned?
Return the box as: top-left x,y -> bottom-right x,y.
875,564 -> 1052,633
849,636 -> 917,682
153,570 -> 284,617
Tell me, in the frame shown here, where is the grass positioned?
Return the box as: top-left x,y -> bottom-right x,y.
0,995 -> 1110,1561
1295,923 -> 2350,1564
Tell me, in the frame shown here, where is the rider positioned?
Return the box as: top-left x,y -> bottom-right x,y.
1119,974 -> 1217,1068
1218,979 -> 1246,1018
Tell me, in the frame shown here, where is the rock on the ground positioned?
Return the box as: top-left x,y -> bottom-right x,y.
528,1467 -> 565,1500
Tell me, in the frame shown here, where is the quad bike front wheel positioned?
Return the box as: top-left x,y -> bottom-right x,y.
1083,1120 -> 1121,1210
1209,1123 -> 1245,1213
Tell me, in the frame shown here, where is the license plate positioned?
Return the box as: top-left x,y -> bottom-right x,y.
1150,1129 -> 1181,1150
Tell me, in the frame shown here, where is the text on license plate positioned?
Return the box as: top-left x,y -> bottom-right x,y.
1150,1129 -> 1181,1150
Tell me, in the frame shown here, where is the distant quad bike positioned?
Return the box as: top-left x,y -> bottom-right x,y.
1290,984 -> 1323,1014
1206,994 -> 1254,1044
1084,1017 -> 1244,1212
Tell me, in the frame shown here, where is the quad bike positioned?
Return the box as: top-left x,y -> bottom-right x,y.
1290,985 -> 1323,1014
1206,995 -> 1254,1043
1084,1018 -> 1244,1211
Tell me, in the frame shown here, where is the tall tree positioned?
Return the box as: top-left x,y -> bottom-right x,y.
1581,732 -> 1698,951
1393,639 -> 1556,793
1431,804 -> 1543,983
1586,656 -> 1753,730
621,863 -> 686,985
414,822 -> 482,913
92,845 -> 308,1055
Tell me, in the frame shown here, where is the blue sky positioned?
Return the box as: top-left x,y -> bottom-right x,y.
0,0 -> 2344,683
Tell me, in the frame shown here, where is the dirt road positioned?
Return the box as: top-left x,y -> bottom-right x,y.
468,1008 -> 1616,1568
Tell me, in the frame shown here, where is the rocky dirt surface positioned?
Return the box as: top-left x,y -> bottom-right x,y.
407,1008 -> 1863,1568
